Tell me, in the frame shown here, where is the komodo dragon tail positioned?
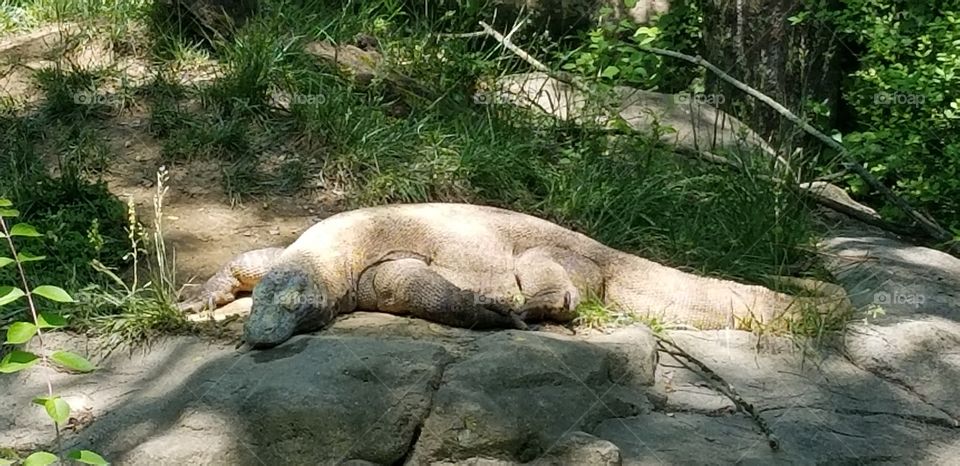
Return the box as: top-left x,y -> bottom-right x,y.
600,252 -> 851,331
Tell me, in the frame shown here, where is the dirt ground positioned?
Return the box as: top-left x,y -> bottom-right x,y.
1,23 -> 330,293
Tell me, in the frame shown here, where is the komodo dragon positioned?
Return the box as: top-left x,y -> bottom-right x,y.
178,203 -> 849,347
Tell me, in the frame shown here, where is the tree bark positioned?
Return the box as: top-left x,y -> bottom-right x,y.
701,0 -> 843,154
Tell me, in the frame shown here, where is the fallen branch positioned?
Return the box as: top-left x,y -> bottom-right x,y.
476,21 -> 594,96
655,335 -> 781,451
639,46 -> 953,245
450,23 -> 928,242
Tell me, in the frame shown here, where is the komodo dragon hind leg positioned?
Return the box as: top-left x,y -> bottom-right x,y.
177,247 -> 285,314
356,258 -> 528,330
514,247 -> 604,322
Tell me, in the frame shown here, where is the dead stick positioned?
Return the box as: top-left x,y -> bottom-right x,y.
479,21 -> 549,72
656,336 -> 781,451
478,21 -> 594,96
639,46 -> 952,244
464,24 -> 919,240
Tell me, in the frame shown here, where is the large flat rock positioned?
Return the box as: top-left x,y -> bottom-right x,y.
0,316 -> 660,465
819,214 -> 960,423
641,331 -> 960,464
408,331 -> 653,463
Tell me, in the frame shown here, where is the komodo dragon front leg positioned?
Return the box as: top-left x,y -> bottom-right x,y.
513,247 -> 604,322
356,258 -> 529,330
177,247 -> 285,314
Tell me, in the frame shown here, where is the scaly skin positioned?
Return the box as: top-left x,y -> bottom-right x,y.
179,204 -> 850,348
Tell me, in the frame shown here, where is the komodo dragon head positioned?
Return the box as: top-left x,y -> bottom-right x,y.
244,266 -> 334,348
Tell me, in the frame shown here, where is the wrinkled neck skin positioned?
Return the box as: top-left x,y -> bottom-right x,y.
296,267 -> 357,332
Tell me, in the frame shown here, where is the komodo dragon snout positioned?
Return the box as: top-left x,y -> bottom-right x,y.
244,266 -> 332,348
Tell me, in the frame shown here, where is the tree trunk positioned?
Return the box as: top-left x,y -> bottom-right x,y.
701,0 -> 844,156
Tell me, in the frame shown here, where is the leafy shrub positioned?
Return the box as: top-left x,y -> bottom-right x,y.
809,1 -> 960,234
0,199 -> 108,465
0,177 -> 131,296
561,1 -> 702,93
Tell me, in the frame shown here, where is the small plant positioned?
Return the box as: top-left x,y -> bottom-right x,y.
560,2 -> 702,93
574,297 -> 639,330
72,167 -> 185,351
0,199 -> 107,465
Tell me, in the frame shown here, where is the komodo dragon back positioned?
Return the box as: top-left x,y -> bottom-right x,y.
177,247 -> 285,313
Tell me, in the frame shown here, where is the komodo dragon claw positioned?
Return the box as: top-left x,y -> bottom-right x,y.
486,305 -> 528,330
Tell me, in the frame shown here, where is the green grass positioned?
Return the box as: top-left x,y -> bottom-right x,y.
0,0 -> 841,341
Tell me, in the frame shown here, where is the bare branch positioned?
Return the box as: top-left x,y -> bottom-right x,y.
639,46 -> 953,244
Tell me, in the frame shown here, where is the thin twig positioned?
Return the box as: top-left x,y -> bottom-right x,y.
655,335 -> 780,451
477,21 -> 593,96
479,20 -> 548,72
638,46 -> 953,244
434,31 -> 488,39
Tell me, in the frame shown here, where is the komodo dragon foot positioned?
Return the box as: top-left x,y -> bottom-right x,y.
177,247 -> 285,315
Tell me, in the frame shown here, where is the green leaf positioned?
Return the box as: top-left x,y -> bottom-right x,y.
23,451 -> 58,466
33,396 -> 50,406
0,198 -> 11,207
9,223 -> 41,237
601,65 -> 620,78
6,322 -> 37,344
0,286 -> 25,306
32,285 -> 74,303
0,257 -> 12,268
38,312 -> 67,329
44,396 -> 70,424
0,350 -> 39,373
68,450 -> 108,465
0,208 -> 19,217
17,252 -> 46,263
50,350 -> 95,373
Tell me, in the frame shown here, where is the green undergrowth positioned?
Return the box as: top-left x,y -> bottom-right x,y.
0,115 -> 129,293
0,77 -> 182,343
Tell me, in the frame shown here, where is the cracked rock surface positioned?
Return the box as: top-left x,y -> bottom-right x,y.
4,215 -> 960,464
